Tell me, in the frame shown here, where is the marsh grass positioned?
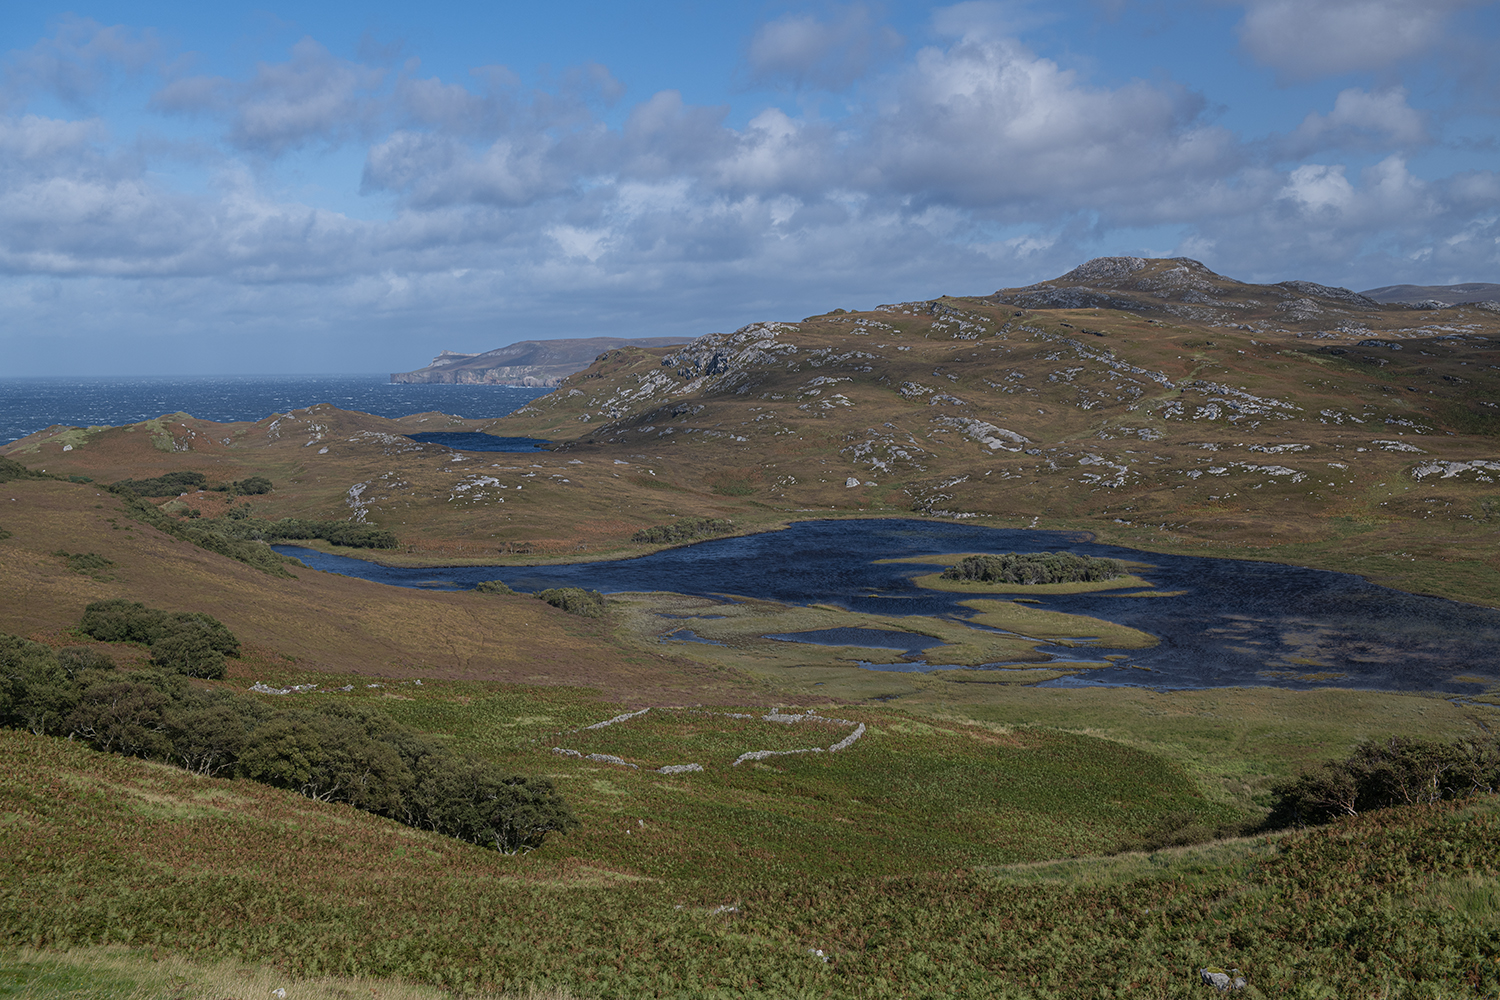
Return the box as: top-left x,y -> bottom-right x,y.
960,598 -> 1160,648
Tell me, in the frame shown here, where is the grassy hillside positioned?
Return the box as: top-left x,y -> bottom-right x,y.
4,727 -> 1499,997
0,478 -> 751,703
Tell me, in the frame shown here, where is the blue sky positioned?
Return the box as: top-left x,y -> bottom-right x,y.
2,1 -> 1497,375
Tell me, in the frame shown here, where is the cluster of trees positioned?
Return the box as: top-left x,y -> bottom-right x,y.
941,551 -> 1127,585
1267,735 -> 1500,827
0,456 -> 52,484
0,617 -> 578,853
108,472 -> 273,497
632,518 -> 734,545
212,513 -> 398,550
126,495 -> 300,576
473,581 -> 607,617
80,599 -> 240,679
533,587 -> 606,617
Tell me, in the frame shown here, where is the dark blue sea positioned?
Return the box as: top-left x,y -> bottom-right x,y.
0,375 -> 550,444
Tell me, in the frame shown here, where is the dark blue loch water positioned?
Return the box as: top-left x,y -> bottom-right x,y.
404,432 -> 551,452
276,519 -> 1500,694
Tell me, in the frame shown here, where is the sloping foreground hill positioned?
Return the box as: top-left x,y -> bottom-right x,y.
0,477 -> 750,703
4,727 -> 1498,997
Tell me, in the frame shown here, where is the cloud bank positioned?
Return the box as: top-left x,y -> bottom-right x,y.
0,4 -> 1496,374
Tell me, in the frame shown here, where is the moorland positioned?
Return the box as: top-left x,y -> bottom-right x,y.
3,256 -> 1500,998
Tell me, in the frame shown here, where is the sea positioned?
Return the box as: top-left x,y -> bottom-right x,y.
0,375 -> 550,445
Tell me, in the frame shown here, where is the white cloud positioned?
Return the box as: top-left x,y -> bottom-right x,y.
1285,87 -> 1428,153
747,5 -> 903,90
2,16 -> 160,107
153,38 -> 386,155
1236,0 -> 1479,81
861,31 -> 1238,217
2,11 -> 1498,375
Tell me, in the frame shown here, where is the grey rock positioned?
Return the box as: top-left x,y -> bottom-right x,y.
1199,967 -> 1245,991
1277,280 -> 1380,309
1059,256 -> 1148,283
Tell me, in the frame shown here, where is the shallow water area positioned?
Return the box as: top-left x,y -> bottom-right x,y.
763,627 -> 944,654
276,518 -> 1500,693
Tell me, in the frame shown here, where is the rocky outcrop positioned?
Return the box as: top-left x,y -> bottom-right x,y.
391,337 -> 685,385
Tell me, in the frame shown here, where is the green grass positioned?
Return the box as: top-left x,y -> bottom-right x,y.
4,727 -> 1498,997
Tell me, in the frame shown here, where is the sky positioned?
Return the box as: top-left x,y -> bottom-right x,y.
2,1 -> 1498,376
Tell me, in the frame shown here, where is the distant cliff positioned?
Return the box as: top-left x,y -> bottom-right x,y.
1361,282 -> 1500,308
391,337 -> 687,386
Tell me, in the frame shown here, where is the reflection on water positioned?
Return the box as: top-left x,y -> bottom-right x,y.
276,518 -> 1500,693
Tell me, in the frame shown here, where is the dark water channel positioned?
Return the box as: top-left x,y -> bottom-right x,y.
276,519 -> 1500,693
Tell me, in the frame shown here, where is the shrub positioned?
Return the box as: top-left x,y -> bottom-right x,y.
211,475 -> 273,495
55,646 -> 117,678
0,634 -> 79,736
53,550 -> 114,575
940,551 -> 1127,585
80,599 -> 167,644
112,495 -> 297,578
80,600 -> 239,677
474,579 -> 515,595
534,587 -> 606,617
1267,735 -> 1500,827
109,471 -> 209,496
0,456 -> 52,484
150,626 -> 228,679
65,677 -> 174,757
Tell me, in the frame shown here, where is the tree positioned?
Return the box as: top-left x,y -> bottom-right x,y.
150,625 -> 228,679
66,678 -> 172,758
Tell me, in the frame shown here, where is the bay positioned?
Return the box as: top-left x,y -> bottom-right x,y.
0,375 -> 549,444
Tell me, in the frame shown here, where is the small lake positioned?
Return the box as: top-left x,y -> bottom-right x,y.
276,519 -> 1500,694
403,432 -> 552,452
